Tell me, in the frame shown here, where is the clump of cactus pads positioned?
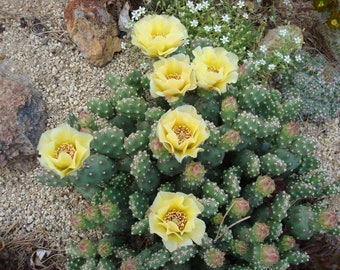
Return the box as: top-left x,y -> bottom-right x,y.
274,50 -> 340,123
34,12 -> 340,270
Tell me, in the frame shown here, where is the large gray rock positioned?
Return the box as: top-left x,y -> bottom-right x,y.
0,77 -> 47,168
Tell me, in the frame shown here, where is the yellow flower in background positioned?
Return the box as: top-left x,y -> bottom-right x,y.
37,123 -> 93,178
131,15 -> 188,57
149,191 -> 206,252
192,46 -> 239,94
149,54 -> 197,102
157,105 -> 209,163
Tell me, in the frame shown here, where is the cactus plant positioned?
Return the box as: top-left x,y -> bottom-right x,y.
35,4 -> 340,270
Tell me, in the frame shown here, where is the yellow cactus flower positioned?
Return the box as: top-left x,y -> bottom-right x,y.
131,15 -> 188,57
192,46 -> 239,94
149,191 -> 206,252
157,105 -> 209,163
149,54 -> 197,102
37,123 -> 93,178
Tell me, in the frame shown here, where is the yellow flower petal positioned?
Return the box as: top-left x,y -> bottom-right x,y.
37,123 -> 93,178
149,54 -> 196,102
132,15 -> 188,58
192,46 -> 239,94
157,105 -> 209,162
149,191 -> 205,252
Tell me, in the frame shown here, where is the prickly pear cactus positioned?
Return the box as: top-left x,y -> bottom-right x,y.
274,50 -> 340,123
35,4 -> 339,270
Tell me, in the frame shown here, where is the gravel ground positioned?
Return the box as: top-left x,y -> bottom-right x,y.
0,0 -> 339,269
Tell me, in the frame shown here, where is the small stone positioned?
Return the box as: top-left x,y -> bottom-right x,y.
64,0 -> 122,66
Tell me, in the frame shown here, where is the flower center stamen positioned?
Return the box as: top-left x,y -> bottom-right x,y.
164,209 -> 187,231
208,66 -> 219,73
166,73 -> 181,80
55,143 -> 76,159
173,125 -> 192,145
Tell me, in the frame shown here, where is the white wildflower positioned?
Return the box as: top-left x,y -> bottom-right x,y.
121,42 -> 127,50
222,14 -> 231,23
195,3 -> 204,11
201,0 -> 210,9
190,20 -> 198,27
258,59 -> 266,66
243,13 -> 249,19
213,25 -> 222,33
204,25 -> 212,31
237,0 -> 245,8
278,29 -> 288,37
220,36 -> 229,44
259,45 -> 267,53
294,37 -> 302,44
284,55 -> 291,63
295,54 -> 302,62
268,64 -> 276,70
131,6 -> 146,21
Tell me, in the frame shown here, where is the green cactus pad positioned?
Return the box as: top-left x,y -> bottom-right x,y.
91,127 -> 125,159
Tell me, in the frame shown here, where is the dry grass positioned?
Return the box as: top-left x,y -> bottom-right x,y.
0,222 -> 66,270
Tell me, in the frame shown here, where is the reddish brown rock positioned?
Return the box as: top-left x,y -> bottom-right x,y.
64,0 -> 122,66
0,78 -> 47,168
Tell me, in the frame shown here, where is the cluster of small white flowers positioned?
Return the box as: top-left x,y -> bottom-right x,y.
187,0 -> 210,13
274,51 -> 283,58
222,14 -> 231,23
183,39 -> 190,46
294,37 -> 302,44
283,0 -> 292,7
131,6 -> 146,21
243,13 -> 249,19
220,36 -> 229,44
190,20 -> 198,27
258,59 -> 266,66
214,25 -> 222,33
247,51 -> 254,59
278,29 -> 288,37
259,45 -> 267,54
254,59 -> 266,70
268,64 -> 276,70
283,55 -> 291,64
186,1 -> 196,12
295,54 -> 302,62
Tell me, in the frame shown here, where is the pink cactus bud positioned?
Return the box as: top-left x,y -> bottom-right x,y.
256,175 -> 275,196
149,137 -> 166,158
183,161 -> 206,181
233,240 -> 248,256
260,244 -> 280,266
279,235 -> 296,251
230,198 -> 250,218
282,122 -> 299,137
120,258 -> 138,270
252,222 -> 270,242
204,248 -> 225,268
318,210 -> 338,229
221,96 -> 238,111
